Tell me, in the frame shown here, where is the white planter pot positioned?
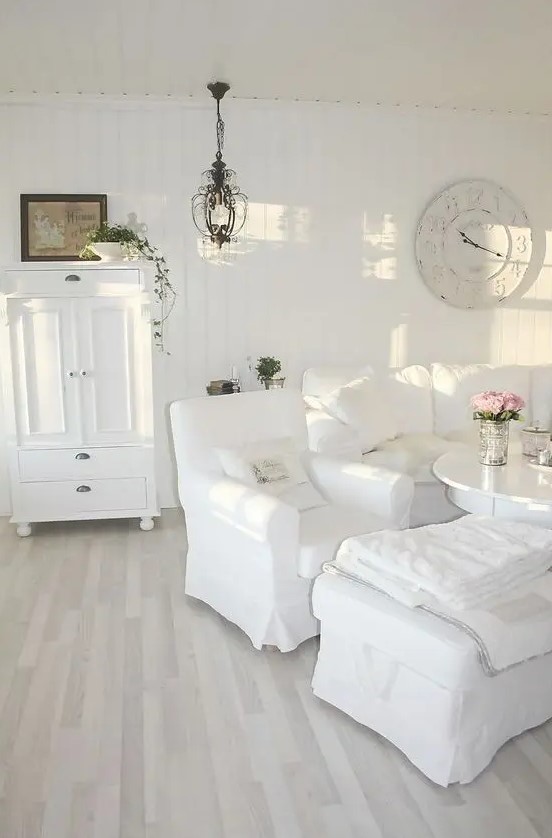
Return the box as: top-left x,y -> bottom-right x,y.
90,242 -> 125,261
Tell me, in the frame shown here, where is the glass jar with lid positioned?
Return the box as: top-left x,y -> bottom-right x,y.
521,424 -> 551,457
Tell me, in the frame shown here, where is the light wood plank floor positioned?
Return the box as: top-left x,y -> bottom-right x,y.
1,510 -> 552,838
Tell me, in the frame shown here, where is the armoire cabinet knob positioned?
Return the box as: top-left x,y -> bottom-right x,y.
79,370 -> 88,377
67,370 -> 76,378
76,485 -> 91,492
75,452 -> 90,460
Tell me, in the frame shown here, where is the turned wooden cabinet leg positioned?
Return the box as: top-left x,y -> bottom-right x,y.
16,523 -> 32,537
140,517 -> 154,532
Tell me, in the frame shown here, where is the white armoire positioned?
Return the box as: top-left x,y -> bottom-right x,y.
0,262 -> 159,536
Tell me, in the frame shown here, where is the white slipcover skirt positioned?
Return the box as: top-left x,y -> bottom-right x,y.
311,573 -> 552,786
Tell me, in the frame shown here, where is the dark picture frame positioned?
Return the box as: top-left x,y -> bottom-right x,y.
20,193 -> 107,261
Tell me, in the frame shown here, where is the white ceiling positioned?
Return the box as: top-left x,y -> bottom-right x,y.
1,0 -> 552,113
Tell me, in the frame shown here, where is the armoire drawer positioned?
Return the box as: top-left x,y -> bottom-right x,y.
4,268 -> 142,297
18,447 -> 152,482
17,478 -> 147,516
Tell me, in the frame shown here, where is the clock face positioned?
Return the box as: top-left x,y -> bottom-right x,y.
416,180 -> 532,309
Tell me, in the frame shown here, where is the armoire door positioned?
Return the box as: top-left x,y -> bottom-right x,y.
8,298 -> 81,446
76,297 -> 145,444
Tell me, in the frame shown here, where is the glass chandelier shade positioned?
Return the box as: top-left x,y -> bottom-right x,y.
192,82 -> 248,255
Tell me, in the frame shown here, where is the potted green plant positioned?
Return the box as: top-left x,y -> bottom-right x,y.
255,356 -> 285,389
80,223 -> 176,353
81,222 -> 140,261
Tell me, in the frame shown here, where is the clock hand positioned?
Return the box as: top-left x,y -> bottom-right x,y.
458,229 -> 477,246
458,230 -> 503,258
474,243 -> 504,258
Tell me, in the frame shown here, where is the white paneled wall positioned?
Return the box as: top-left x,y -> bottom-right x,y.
1,99 -> 552,512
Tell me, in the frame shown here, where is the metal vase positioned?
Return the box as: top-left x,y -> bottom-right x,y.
263,378 -> 285,390
479,419 -> 509,466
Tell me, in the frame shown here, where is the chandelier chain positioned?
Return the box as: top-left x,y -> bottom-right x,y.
216,99 -> 225,159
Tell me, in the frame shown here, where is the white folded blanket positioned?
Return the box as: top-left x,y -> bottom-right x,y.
324,561 -> 552,673
335,516 -> 552,611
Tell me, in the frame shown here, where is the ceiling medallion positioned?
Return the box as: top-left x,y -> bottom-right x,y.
192,81 -> 248,263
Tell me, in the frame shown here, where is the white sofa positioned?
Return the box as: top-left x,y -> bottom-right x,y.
303,363 -> 552,527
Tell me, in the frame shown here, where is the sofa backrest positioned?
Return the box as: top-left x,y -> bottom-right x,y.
302,364 -> 433,435
431,364 -> 533,436
302,362 -> 552,443
302,366 -> 373,400
386,365 -> 433,435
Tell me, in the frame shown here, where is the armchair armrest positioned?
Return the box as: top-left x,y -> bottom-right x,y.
304,452 -> 414,528
179,472 -> 301,579
183,472 -> 298,542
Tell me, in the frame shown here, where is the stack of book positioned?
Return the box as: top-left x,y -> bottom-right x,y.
206,379 -> 239,396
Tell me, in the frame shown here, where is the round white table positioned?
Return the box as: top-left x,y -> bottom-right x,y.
433,449 -> 552,525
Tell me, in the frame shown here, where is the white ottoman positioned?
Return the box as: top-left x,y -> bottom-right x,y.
311,572 -> 552,786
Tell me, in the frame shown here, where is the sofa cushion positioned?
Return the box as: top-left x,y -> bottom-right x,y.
386,365 -> 433,435
298,505 -> 385,579
302,365 -> 373,399
305,408 -> 363,459
280,482 -> 328,512
321,376 -> 398,454
431,364 -> 532,436
303,364 -> 433,435
362,433 -> 468,484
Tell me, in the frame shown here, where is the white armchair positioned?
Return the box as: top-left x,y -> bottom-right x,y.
170,389 -> 413,652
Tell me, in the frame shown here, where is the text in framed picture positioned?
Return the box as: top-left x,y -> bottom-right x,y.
20,194 -> 107,261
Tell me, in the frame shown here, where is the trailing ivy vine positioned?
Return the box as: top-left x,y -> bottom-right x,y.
80,223 -> 176,354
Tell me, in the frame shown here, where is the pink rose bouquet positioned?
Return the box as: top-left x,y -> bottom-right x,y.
471,390 -> 525,422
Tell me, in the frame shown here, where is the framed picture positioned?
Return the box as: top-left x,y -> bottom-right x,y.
20,194 -> 107,261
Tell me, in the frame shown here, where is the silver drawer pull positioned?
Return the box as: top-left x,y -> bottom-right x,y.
75,452 -> 90,460
65,274 -> 81,282
76,485 -> 91,492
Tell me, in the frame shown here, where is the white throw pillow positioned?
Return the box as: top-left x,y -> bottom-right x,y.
216,437 -> 326,511
304,395 -> 325,410
305,407 -> 363,459
321,376 -> 398,454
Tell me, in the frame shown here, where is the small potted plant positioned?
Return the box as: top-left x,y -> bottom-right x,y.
81,222 -> 139,261
80,223 -> 176,353
255,356 -> 285,389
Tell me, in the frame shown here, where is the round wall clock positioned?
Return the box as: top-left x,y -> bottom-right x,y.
415,180 -> 532,309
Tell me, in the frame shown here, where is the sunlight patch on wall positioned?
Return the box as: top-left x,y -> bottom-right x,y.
527,230 -> 552,300
488,308 -> 526,366
195,202 -> 311,262
362,212 -> 397,279
245,203 -> 310,244
364,213 -> 397,250
486,225 -> 552,366
389,322 -> 408,368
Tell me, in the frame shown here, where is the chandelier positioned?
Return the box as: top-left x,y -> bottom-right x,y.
192,82 -> 248,259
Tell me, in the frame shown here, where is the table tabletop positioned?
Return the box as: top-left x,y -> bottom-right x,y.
433,449 -> 552,506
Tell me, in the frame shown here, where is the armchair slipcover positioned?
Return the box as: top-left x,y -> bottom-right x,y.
170,389 -> 413,651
